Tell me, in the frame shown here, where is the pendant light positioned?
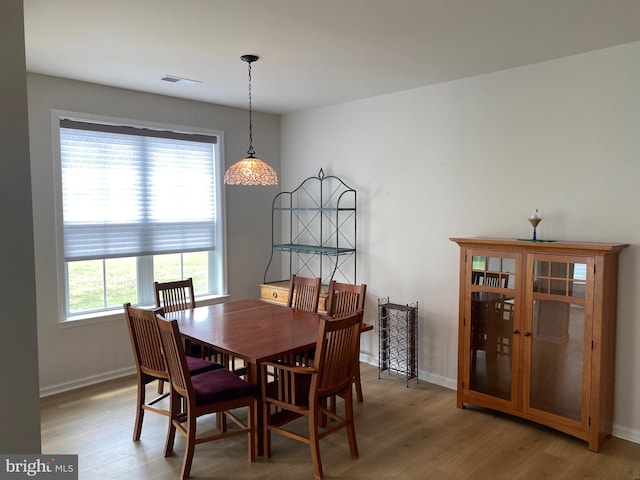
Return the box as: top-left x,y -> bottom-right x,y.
224,54 -> 278,186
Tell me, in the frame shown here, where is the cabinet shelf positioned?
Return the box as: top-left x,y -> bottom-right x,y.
264,169 -> 357,285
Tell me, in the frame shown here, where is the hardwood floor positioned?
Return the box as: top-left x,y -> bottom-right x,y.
41,363 -> 640,479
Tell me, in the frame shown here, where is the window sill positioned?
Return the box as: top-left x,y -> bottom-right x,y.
58,294 -> 231,329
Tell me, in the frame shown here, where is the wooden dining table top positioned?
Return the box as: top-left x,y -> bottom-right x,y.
163,299 -> 321,365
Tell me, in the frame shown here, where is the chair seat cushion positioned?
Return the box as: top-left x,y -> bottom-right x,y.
186,356 -> 224,376
192,369 -> 256,406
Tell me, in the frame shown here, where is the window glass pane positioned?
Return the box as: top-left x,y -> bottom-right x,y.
105,257 -> 137,307
551,262 -> 567,278
154,253 -> 182,282
530,300 -> 584,421
152,251 -> 209,295
572,263 -> 587,281
472,256 -> 485,270
469,291 -> 514,400
550,279 -> 567,295
534,278 -> 549,293
503,258 -> 516,273
183,251 -> 209,293
68,260 -> 105,313
535,261 -> 549,276
569,281 -> 586,299
487,256 -> 501,272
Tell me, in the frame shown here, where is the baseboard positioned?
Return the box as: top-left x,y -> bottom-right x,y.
612,423 -> 640,445
39,366 -> 136,398
417,370 -> 457,390
360,356 -> 457,391
360,352 -> 376,367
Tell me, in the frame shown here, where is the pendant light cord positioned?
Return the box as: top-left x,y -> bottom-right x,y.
247,60 -> 255,157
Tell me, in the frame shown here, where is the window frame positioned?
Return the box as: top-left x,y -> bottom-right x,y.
52,110 -> 228,326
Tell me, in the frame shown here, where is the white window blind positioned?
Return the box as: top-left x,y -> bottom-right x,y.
60,119 -> 217,261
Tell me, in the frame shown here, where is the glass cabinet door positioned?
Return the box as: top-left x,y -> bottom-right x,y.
524,255 -> 593,427
466,251 -> 519,403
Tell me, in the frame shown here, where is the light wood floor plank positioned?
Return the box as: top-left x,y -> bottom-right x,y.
40,364 -> 640,479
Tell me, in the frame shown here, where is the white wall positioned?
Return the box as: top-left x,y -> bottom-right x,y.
28,74 -> 280,394
281,41 -> 640,443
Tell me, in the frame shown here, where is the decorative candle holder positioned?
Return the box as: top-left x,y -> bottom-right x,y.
528,209 -> 542,241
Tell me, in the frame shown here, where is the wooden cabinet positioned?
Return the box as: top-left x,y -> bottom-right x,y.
450,237 -> 628,451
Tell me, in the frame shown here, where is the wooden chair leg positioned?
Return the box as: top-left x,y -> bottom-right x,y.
354,338 -> 364,402
133,376 -> 145,441
344,390 -> 359,459
309,407 -> 323,480
247,399 -> 256,462
216,410 -> 228,432
180,415 -> 197,480
263,401 -> 272,458
164,394 -> 180,457
354,366 -> 364,403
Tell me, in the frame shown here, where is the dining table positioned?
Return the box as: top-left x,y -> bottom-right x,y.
164,299 -> 320,382
163,299 -> 322,454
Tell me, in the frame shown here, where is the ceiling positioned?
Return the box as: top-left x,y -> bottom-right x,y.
23,0 -> 640,115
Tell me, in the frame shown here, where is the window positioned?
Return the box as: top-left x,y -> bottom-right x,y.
55,115 -> 226,320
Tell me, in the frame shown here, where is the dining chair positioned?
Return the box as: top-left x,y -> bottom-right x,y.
123,303 -> 223,441
326,280 -> 367,403
326,281 -> 366,316
287,274 -> 321,313
260,311 -> 363,480
284,274 -> 322,367
155,314 -> 257,480
154,278 -> 202,356
154,278 -> 196,312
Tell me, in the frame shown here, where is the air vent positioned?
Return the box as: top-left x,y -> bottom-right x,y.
161,75 -> 202,85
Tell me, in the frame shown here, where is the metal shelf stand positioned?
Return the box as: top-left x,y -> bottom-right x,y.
378,298 -> 419,386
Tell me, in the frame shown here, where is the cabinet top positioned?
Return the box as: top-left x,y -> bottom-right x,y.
449,237 -> 629,255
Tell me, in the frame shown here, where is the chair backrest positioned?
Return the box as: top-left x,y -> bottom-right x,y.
311,311 -> 363,399
326,281 -> 367,317
124,303 -> 167,378
287,275 -> 321,313
155,314 -> 192,400
154,278 -> 196,313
